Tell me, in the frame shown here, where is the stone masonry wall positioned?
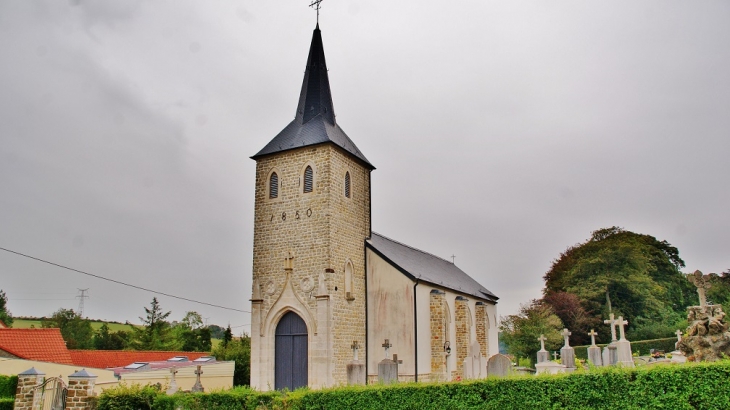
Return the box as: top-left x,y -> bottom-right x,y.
13,374 -> 40,410
454,297 -> 469,380
429,290 -> 446,381
475,303 -> 488,359
252,143 -> 370,387
65,378 -> 96,410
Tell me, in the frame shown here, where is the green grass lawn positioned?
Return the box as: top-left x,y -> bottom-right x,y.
13,318 -> 137,332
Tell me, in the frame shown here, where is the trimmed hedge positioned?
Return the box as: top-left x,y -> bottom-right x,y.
97,362 -> 730,410
574,337 -> 677,360
0,398 -> 13,410
0,375 -> 17,398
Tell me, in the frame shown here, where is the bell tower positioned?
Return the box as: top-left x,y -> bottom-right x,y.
249,24 -> 374,390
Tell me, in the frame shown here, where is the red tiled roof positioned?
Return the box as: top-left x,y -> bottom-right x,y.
0,328 -> 73,364
68,350 -> 211,369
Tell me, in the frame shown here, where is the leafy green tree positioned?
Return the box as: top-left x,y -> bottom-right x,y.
0,290 -> 13,327
543,291 -> 601,346
129,297 -> 175,350
544,227 -> 693,336
172,311 -> 212,352
93,323 -> 130,350
211,333 -> 250,386
208,324 -> 226,340
41,308 -> 94,349
500,300 -> 563,366
222,325 -> 233,348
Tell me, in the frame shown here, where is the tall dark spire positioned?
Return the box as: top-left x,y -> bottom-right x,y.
252,26 -> 373,169
295,25 -> 335,126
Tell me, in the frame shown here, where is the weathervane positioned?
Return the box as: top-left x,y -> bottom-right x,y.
309,0 -> 323,24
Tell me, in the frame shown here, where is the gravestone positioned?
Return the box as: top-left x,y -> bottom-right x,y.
347,340 -> 366,385
603,314 -> 619,366
486,354 -> 513,378
166,367 -> 179,395
535,360 -> 566,375
536,334 -> 549,364
587,329 -> 602,366
462,341 -> 485,379
191,365 -> 204,393
559,328 -> 575,368
615,316 -> 634,367
377,339 -> 398,384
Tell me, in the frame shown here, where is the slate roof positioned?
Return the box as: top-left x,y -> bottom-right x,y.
68,350 -> 211,369
252,25 -> 373,169
0,328 -> 73,364
366,232 -> 499,303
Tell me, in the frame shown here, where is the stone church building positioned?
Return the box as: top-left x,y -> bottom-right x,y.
249,24 -> 499,391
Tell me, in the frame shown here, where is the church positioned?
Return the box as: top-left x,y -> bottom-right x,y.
249,23 -> 499,390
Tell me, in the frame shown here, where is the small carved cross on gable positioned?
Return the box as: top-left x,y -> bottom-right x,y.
588,329 -> 598,346
537,334 -> 547,351
687,270 -> 712,308
382,339 -> 392,359
284,251 -> 294,270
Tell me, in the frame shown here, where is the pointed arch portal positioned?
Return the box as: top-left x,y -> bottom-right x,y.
275,311 -> 308,390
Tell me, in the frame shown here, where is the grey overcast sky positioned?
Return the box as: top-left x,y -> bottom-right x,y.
1,1 -> 728,332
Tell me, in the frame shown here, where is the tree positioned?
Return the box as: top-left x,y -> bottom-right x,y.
543,227 -> 693,336
222,325 -> 233,348
211,333 -> 250,386
543,291 -> 600,346
93,323 -> 130,350
129,297 -> 175,350
0,290 -> 13,327
172,311 -> 212,352
500,300 -> 563,366
41,308 -> 94,349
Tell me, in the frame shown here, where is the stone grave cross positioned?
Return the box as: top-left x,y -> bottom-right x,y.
604,313 -> 618,341
191,365 -> 204,393
676,329 -> 682,343
617,316 -> 629,341
351,340 -> 360,361
166,367 -> 178,395
561,328 -> 572,347
687,270 -> 711,308
552,351 -> 559,360
538,334 -> 547,351
392,354 -> 403,367
382,339 -> 392,359
588,329 -> 598,346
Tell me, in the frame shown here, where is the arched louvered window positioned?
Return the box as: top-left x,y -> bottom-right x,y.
344,172 -> 351,198
269,172 -> 279,199
303,166 -> 313,193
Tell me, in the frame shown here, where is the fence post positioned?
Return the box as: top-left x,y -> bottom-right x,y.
14,368 -> 45,410
66,369 -> 97,410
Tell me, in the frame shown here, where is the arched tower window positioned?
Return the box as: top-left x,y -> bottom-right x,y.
344,260 -> 354,301
303,166 -> 313,193
269,172 -> 279,199
344,172 -> 351,198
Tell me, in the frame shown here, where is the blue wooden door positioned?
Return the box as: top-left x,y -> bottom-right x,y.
275,311 -> 308,390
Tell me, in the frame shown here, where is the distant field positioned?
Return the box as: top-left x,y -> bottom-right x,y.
13,318 -> 137,332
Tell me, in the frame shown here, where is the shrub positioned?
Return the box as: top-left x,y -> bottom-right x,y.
0,398 -> 13,410
97,362 -> 730,410
0,376 -> 17,398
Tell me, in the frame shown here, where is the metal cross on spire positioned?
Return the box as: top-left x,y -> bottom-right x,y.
309,0 -> 323,24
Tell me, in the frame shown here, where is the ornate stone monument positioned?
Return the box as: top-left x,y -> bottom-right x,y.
678,270 -> 730,361
587,329 -> 603,366
615,316 -> 634,367
536,334 -> 549,364
559,328 -> 575,368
